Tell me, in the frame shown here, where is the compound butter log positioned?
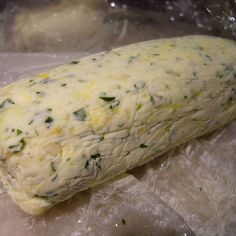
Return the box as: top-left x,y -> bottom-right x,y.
0,35 -> 236,215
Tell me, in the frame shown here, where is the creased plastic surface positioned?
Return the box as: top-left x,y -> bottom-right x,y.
0,53 -> 236,236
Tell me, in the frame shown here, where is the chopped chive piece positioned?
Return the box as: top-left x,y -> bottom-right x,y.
16,129 -> 22,135
205,54 -> 213,61
0,156 -> 6,162
125,151 -> 130,156
96,162 -> 101,170
110,100 -> 120,109
52,175 -> 58,181
136,103 -> 143,111
122,218 -> 126,225
100,96 -> 120,109
150,95 -> 155,104
85,160 -> 89,169
91,153 -> 100,160
34,130 -> 39,136
34,195 -> 48,200
166,70 -> 180,77
216,71 -> 224,79
28,120 -> 34,125
99,96 -> 115,102
50,162 -> 56,172
85,153 -> 101,170
9,138 -> 26,153
73,108 -> 86,121
61,83 -> 67,87
70,60 -> 80,64
139,143 -> 148,148
128,55 -> 137,63
134,81 -> 145,90
0,98 -> 15,110
45,116 -> 53,124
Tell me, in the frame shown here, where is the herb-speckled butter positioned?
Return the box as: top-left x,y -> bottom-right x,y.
0,35 -> 236,215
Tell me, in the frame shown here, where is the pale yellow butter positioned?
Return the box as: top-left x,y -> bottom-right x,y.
0,35 -> 236,215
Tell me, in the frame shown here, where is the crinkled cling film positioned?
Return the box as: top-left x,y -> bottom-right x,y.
0,0 -> 236,235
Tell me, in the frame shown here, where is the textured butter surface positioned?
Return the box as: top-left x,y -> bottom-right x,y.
0,35 -> 236,215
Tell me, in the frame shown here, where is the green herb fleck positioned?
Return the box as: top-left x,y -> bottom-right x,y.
34,130 -> 39,136
50,162 -> 56,172
85,160 -> 90,169
139,143 -> 148,148
0,156 -> 6,162
34,195 -> 49,200
61,83 -> 67,87
165,84 -> 170,89
225,65 -> 233,72
166,70 -> 180,77
99,96 -> 115,102
91,153 -> 100,160
198,46 -> 204,51
85,153 -> 101,170
45,116 -> 54,124
73,108 -> 86,121
216,71 -> 224,79
100,96 -> 120,109
110,100 -> 120,109
150,95 -> 155,104
70,60 -> 80,65
122,218 -> 126,225
28,119 -> 34,125
52,175 -> 58,182
100,136 -> 104,141
0,98 -> 15,110
128,55 -> 138,64
9,138 -> 26,153
125,151 -> 130,156
136,103 -> 143,111
184,95 -> 188,99
40,78 -> 50,84
205,54 -> 213,61
96,162 -> 101,170
229,96 -> 233,103
16,129 -> 22,135
66,157 -> 71,162
153,53 -> 160,56
134,81 -> 145,90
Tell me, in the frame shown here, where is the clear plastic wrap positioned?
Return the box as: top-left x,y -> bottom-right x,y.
0,0 -> 236,235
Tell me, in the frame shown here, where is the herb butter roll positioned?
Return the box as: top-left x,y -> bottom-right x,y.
0,35 -> 236,215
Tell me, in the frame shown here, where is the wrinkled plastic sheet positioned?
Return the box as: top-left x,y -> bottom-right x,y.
0,53 -> 236,236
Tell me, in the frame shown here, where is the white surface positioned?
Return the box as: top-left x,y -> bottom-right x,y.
0,53 -> 236,236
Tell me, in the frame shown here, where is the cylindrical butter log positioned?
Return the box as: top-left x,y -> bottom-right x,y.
0,35 -> 236,215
